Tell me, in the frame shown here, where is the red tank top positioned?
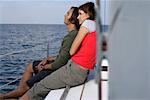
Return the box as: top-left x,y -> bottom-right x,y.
71,31 -> 96,69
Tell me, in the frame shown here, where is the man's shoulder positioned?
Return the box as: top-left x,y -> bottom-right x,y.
69,30 -> 78,34
67,30 -> 78,37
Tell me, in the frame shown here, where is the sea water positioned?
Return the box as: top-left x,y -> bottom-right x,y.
0,24 -> 67,93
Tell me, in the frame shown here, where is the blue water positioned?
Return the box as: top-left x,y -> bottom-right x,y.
0,24 -> 67,93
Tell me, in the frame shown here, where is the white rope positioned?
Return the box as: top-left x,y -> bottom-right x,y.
0,48 -> 35,58
0,76 -> 22,89
0,45 -> 47,59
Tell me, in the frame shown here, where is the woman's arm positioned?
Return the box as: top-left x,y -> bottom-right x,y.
70,26 -> 89,56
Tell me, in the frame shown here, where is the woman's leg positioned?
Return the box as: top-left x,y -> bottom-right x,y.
0,63 -> 34,99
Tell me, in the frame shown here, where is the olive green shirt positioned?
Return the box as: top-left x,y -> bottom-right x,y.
51,30 -> 78,70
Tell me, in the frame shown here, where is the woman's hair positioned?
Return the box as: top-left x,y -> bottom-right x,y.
79,2 -> 95,20
69,7 -> 80,30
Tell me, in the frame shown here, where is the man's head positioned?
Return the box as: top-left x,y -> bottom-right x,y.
64,7 -> 80,30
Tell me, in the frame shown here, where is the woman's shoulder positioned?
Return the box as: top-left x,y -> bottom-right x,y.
81,20 -> 95,32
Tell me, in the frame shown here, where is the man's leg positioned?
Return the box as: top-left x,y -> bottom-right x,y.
21,61 -> 88,100
0,63 -> 34,99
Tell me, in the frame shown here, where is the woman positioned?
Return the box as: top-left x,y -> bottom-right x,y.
21,2 -> 96,100
70,2 -> 96,70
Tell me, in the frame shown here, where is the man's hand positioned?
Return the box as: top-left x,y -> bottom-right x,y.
38,59 -> 48,67
34,59 -> 47,72
36,64 -> 52,72
34,56 -> 55,73
37,64 -> 44,72
34,64 -> 44,73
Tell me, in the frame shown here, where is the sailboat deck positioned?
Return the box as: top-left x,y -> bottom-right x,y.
45,65 -> 108,100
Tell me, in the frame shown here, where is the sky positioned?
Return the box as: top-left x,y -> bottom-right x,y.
0,0 -> 108,24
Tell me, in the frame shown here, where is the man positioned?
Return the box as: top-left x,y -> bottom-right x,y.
0,7 -> 79,99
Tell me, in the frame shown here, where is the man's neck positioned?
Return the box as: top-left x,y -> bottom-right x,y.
67,24 -> 76,32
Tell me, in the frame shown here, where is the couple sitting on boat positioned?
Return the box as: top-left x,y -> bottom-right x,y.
0,2 -> 96,100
